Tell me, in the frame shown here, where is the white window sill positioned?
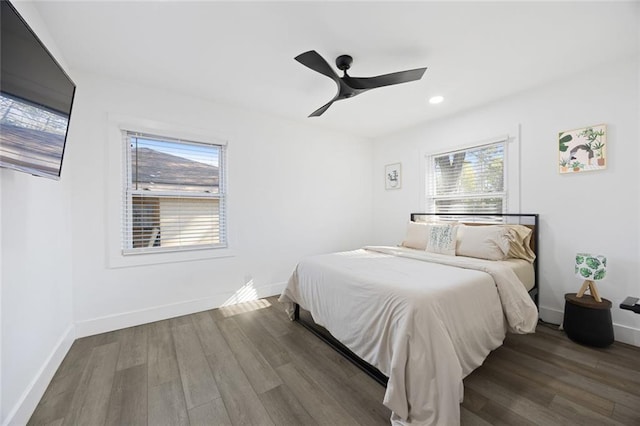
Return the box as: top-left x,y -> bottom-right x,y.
108,247 -> 236,269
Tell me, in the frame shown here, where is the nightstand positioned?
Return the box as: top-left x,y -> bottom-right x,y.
563,293 -> 614,347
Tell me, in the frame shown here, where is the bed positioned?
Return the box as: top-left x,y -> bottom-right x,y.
279,213 -> 539,426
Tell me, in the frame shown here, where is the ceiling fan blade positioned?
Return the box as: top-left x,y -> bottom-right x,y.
345,67 -> 427,90
308,99 -> 335,117
295,50 -> 340,83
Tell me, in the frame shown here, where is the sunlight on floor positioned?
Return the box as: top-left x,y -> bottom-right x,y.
218,279 -> 272,317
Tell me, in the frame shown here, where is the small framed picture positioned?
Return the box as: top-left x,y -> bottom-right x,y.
385,163 -> 402,190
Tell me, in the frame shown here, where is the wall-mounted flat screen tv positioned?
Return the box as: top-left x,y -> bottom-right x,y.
1,0 -> 76,180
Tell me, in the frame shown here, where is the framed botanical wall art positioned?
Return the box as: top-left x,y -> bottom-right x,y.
385,162 -> 402,190
558,124 -> 607,174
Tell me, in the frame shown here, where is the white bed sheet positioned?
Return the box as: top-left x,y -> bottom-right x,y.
279,246 -> 538,426
503,258 -> 535,291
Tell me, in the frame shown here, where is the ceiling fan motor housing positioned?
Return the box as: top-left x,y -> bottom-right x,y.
336,55 -> 353,71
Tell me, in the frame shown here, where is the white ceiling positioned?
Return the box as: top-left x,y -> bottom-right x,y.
33,1 -> 639,138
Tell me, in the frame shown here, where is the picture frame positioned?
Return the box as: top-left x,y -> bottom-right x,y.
558,124 -> 607,174
385,162 -> 402,190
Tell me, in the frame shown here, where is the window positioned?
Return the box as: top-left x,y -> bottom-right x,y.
122,131 -> 226,254
426,141 -> 506,214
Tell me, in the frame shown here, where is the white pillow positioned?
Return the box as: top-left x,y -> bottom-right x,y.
401,221 -> 429,250
456,224 -> 510,260
426,224 -> 458,256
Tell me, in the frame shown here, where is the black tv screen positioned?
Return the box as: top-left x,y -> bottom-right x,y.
0,0 -> 76,179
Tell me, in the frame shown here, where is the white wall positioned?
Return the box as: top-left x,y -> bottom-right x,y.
372,57 -> 640,345
1,3 -> 76,425
67,72 -> 373,336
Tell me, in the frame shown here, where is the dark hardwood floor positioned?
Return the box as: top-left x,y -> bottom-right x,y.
29,296 -> 640,425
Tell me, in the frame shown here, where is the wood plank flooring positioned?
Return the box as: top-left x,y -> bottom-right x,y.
29,296 -> 640,425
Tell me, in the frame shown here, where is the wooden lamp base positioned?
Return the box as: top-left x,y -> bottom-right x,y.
576,280 -> 602,302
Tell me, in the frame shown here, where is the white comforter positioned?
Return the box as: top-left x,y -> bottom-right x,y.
279,246 -> 538,426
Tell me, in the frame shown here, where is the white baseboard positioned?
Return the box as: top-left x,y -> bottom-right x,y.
75,282 -> 287,338
3,325 -> 75,426
255,282 -> 286,299
612,323 -> 640,347
539,305 -> 640,347
538,305 -> 564,326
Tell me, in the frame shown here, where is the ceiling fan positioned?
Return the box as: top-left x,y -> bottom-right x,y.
295,50 -> 427,117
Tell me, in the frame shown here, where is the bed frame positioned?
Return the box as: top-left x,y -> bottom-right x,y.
293,212 -> 539,387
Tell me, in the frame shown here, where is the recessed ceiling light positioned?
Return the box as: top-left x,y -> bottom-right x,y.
429,96 -> 444,104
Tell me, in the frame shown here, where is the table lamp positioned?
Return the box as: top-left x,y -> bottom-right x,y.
575,253 -> 607,302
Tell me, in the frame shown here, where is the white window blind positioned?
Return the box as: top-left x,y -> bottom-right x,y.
426,141 -> 506,215
122,131 -> 226,254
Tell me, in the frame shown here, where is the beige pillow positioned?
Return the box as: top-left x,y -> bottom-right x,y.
504,225 -> 536,262
456,224 -> 510,261
426,223 -> 458,256
401,221 -> 429,250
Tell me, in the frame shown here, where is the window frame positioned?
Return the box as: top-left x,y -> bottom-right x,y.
425,137 -> 509,215
121,130 -> 227,255
105,114 -> 234,269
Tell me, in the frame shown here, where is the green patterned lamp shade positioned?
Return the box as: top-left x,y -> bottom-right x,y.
575,253 -> 607,281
